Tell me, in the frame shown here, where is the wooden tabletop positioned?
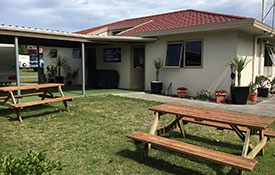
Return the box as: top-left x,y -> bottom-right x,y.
149,103 -> 275,130
0,83 -> 64,92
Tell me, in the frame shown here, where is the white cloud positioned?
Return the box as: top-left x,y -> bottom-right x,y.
0,0 -> 272,32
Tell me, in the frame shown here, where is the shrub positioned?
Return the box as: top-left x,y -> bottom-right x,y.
196,89 -> 211,101
0,150 -> 63,175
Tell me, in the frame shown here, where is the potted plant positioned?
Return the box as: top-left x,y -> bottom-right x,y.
255,75 -> 270,97
248,82 -> 257,102
215,90 -> 227,103
230,56 -> 251,104
270,77 -> 275,94
151,58 -> 164,94
46,65 -> 57,83
177,87 -> 188,98
54,55 -> 67,83
65,66 -> 79,85
196,89 -> 211,101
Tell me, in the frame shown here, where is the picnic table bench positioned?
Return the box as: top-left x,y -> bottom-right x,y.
0,83 -> 75,122
127,103 -> 275,174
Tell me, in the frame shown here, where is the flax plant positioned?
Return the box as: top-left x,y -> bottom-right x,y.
230,56 -> 251,86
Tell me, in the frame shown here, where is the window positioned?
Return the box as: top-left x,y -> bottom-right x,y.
133,47 -> 144,68
164,42 -> 183,67
265,45 -> 275,66
165,40 -> 202,68
184,41 -> 202,67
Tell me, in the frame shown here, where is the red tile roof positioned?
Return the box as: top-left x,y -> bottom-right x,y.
76,9 -> 250,36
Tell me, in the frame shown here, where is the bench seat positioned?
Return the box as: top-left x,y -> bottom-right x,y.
10,96 -> 75,109
182,117 -> 275,138
0,92 -> 45,100
14,92 -> 45,98
128,131 -> 258,173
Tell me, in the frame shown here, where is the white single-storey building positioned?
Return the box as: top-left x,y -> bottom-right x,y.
73,9 -> 275,97
1,9 -> 275,98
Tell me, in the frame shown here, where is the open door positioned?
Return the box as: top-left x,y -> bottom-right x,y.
130,46 -> 145,90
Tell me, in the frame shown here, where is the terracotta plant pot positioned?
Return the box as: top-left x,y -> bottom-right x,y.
177,87 -> 188,98
215,93 -> 227,103
248,92 -> 257,102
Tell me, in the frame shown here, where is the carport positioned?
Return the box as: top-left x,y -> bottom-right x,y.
0,24 -> 156,94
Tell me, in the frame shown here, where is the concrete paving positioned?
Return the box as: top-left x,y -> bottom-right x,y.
115,92 -> 275,117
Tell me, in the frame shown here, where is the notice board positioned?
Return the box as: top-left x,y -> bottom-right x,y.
103,48 -> 121,62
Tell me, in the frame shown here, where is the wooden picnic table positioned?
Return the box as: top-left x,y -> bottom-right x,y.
127,103 -> 275,174
148,103 -> 275,158
0,83 -> 75,122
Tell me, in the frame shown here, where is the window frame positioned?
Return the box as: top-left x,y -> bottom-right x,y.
265,44 -> 275,66
164,42 -> 184,68
164,39 -> 203,68
183,40 -> 203,68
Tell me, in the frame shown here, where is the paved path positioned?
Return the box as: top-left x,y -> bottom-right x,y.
115,92 -> 275,117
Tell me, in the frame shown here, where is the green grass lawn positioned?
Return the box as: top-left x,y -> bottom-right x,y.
0,95 -> 275,175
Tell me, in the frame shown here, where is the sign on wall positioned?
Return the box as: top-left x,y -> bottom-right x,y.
103,48 -> 121,62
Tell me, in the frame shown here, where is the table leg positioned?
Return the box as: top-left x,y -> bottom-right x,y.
259,130 -> 265,155
156,115 -> 181,135
63,101 -> 70,112
243,129 -> 267,159
15,108 -> 23,122
177,116 -> 185,138
9,91 -> 17,104
241,129 -> 251,157
58,86 -> 65,97
144,111 -> 160,157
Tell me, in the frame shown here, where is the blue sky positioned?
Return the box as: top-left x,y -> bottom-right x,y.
0,0 -> 274,32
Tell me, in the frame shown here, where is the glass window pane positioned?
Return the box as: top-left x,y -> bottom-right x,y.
265,45 -> 275,66
185,41 -> 202,66
133,48 -> 144,68
165,43 -> 183,67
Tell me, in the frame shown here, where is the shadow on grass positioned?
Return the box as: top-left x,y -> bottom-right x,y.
118,131 -> 244,174
117,148 -> 203,175
168,131 -> 243,154
0,105 -> 64,122
118,143 -> 238,175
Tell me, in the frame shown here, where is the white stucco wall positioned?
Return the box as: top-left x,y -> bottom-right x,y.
43,47 -> 82,85
236,32 -> 254,86
96,44 -> 131,89
145,31 -> 239,97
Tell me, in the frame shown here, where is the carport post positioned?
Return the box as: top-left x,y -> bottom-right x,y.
14,37 -> 21,102
81,43 -> 85,95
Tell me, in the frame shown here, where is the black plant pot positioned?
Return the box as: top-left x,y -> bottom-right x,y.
67,80 -> 73,86
257,88 -> 269,97
55,76 -> 64,83
48,78 -> 55,83
230,86 -> 249,104
151,81 -> 163,94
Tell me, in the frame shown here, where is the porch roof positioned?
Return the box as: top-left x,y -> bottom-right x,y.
0,24 -> 157,47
